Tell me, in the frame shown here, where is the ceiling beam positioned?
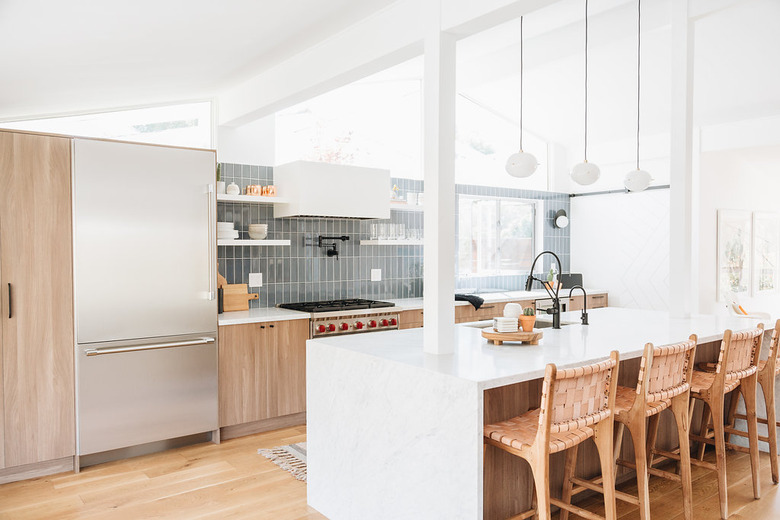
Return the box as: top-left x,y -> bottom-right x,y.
217,0 -> 558,127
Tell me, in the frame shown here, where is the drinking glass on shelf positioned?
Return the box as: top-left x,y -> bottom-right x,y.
378,223 -> 387,240
371,224 -> 378,240
398,223 -> 406,240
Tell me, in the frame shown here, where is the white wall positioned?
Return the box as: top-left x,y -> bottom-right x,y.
698,144 -> 780,317
571,189 -> 670,310
216,115 -> 276,165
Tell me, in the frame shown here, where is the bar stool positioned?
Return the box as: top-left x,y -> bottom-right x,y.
689,325 -> 764,519
560,337 -> 697,520
483,351 -> 619,520
724,319 -> 780,483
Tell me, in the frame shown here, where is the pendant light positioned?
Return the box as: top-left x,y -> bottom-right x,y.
571,0 -> 600,186
624,0 -> 653,192
506,15 -> 538,178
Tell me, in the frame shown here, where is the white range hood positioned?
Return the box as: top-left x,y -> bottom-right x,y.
273,161 -> 390,219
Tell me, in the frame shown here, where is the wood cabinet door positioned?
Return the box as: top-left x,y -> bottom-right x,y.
590,294 -> 608,308
218,323 -> 265,427
0,132 -> 75,467
269,320 -> 308,417
399,310 -> 424,329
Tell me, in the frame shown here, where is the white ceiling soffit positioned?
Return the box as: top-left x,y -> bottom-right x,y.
0,0 -> 395,121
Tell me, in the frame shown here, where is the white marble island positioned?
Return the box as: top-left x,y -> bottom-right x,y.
306,308 -> 765,520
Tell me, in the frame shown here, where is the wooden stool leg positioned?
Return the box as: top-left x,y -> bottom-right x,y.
742,374 -> 761,499
613,422 -> 625,473
725,388 -> 741,445
529,454 -> 551,520
672,394 -> 694,520
710,396 -> 729,519
559,445 -> 579,520
593,421 -> 617,520
760,376 -> 779,484
698,401 -> 712,461
628,418 -> 651,520
646,413 -> 660,469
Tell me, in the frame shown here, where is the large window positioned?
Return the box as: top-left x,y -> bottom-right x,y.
0,101 -> 213,149
458,196 -> 538,277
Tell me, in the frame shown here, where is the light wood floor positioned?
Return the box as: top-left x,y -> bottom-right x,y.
0,425 -> 325,520
0,426 -> 778,519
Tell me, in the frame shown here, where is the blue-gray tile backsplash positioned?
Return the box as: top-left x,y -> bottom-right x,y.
217,163 -> 570,308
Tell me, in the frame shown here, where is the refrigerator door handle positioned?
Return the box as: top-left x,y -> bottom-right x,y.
207,183 -> 216,301
84,337 -> 216,357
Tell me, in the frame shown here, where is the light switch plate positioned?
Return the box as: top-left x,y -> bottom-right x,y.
371,268 -> 382,282
248,273 -> 263,287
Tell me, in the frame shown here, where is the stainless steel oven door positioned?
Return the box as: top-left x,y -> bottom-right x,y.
76,334 -> 218,456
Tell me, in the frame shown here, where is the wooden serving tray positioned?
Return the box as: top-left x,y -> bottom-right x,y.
481,327 -> 543,345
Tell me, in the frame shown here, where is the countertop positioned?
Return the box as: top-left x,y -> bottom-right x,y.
217,288 -> 608,325
307,307 -> 766,390
217,306 -> 310,325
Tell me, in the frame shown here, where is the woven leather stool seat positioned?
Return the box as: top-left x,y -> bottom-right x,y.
690,370 -> 740,395
484,409 -> 597,454
613,385 -> 670,418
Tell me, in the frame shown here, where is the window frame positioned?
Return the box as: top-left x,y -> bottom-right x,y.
457,194 -> 544,279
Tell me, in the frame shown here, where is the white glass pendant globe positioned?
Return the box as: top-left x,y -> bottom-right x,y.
624,169 -> 653,192
571,161 -> 600,185
505,151 -> 538,178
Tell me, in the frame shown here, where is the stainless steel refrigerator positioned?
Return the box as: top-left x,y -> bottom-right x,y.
73,138 -> 218,457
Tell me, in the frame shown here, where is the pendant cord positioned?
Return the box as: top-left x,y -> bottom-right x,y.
636,0 -> 641,170
520,15 -> 524,152
584,0 -> 589,162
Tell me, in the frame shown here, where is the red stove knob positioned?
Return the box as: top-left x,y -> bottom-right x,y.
317,325 -> 326,333
355,321 -> 364,329
328,323 -> 336,332
390,318 -> 397,326
369,320 -> 377,328
341,323 -> 349,331
381,319 -> 389,327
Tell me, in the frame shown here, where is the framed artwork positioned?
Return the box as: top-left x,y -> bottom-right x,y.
752,212 -> 780,295
717,210 -> 752,301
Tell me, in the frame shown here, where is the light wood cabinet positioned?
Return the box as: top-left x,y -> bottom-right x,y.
399,309 -> 424,329
569,293 -> 608,311
218,319 -> 308,428
0,131 -> 75,468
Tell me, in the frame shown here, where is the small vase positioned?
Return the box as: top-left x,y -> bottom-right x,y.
216,181 -> 226,194
518,315 -> 536,332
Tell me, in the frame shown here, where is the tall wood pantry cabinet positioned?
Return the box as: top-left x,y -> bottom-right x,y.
0,130 -> 75,476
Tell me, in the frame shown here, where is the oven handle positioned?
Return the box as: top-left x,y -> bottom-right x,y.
84,337 -> 215,357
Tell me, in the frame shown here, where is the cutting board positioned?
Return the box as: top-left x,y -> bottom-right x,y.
481,327 -> 543,345
223,284 -> 259,312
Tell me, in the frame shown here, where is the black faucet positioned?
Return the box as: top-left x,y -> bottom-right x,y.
525,251 -> 563,329
569,285 -> 589,325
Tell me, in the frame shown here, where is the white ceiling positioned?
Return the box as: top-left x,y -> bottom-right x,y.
0,0 -> 395,120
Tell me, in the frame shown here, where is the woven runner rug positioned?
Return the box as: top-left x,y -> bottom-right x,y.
258,442 -> 307,482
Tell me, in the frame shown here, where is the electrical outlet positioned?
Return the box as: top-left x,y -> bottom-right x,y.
371,269 -> 382,282
248,273 -> 263,287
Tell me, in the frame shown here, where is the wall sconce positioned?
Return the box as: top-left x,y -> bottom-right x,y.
554,210 -> 569,229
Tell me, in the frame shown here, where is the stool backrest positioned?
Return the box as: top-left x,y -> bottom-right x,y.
770,319 -> 780,367
636,336 -> 697,404
718,325 -> 764,381
538,351 -> 619,436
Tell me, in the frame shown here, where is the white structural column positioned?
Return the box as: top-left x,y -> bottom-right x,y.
669,0 -> 695,318
423,0 -> 457,355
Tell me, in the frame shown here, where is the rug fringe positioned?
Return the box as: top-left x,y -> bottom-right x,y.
258,447 -> 307,482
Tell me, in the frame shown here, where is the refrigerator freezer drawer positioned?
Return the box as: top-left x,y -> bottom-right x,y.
77,337 -> 218,456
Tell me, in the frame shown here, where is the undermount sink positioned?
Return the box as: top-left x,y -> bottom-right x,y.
461,319 -> 576,330
534,320 -> 577,329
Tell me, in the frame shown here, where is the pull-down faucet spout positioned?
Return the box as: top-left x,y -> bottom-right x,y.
525,251 -> 563,329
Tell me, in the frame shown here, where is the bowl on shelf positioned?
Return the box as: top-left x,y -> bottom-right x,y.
248,230 -> 268,240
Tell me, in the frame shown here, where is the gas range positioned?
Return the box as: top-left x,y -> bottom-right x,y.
278,299 -> 399,337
